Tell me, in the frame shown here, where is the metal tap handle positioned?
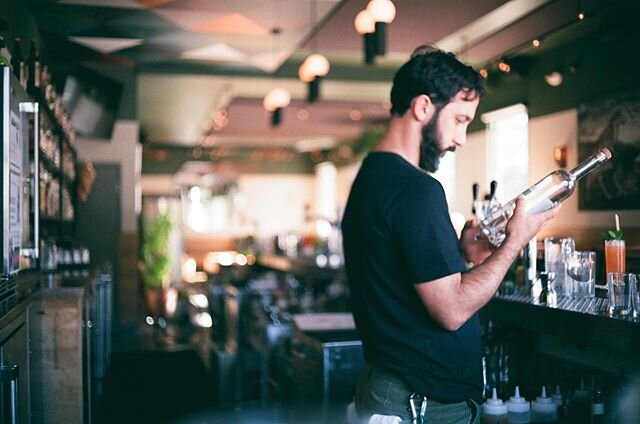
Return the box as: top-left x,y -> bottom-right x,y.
1,365 -> 19,424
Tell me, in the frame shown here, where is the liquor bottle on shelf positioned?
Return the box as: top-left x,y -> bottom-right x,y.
480,148 -> 612,246
0,35 -> 10,66
10,38 -> 27,88
27,39 -> 40,95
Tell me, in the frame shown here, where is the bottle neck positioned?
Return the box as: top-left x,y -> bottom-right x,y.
569,150 -> 609,181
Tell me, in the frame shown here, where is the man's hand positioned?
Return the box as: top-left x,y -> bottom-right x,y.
460,219 -> 494,266
505,196 -> 560,248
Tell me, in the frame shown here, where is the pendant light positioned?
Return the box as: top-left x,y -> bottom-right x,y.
298,0 -> 331,102
354,9 -> 376,64
263,87 -> 291,126
263,27 -> 291,127
366,0 -> 396,55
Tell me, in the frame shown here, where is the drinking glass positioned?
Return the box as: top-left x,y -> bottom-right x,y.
566,251 -> 596,299
631,274 -> 640,319
605,240 -> 626,274
544,237 -> 575,297
607,272 -> 634,316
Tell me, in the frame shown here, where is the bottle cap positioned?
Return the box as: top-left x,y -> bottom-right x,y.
532,386 -> 557,414
483,388 -> 508,416
507,386 -> 531,413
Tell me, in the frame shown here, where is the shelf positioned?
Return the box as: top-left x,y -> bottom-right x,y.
39,150 -> 62,177
34,92 -> 65,138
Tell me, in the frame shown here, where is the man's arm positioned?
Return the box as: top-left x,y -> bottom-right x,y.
414,197 -> 559,331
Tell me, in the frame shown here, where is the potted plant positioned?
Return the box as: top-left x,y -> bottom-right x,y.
141,213 -> 172,318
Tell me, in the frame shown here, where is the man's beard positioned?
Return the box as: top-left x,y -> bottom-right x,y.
419,109 -> 452,173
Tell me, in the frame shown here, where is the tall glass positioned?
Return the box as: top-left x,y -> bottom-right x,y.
544,237 -> 575,297
566,251 -> 596,299
605,240 -> 626,274
607,272 -> 634,316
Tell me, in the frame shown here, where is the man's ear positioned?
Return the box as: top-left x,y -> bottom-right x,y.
411,94 -> 435,123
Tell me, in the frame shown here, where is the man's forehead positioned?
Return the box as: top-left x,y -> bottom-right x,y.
443,91 -> 480,112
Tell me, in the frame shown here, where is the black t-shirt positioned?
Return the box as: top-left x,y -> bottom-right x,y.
342,152 -> 483,403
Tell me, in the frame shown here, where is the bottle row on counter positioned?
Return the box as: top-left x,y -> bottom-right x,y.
481,382 -> 606,423
40,238 -> 90,272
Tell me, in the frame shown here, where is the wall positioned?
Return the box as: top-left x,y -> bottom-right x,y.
528,110 -> 640,247
75,120 -> 141,233
237,174 -> 315,237
336,161 -> 360,212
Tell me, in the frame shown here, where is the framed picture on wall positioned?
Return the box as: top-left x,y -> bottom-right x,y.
577,90 -> 640,210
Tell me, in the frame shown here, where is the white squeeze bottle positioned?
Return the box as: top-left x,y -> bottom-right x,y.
482,388 -> 509,424
551,385 -> 563,407
531,386 -> 557,423
507,386 -> 531,423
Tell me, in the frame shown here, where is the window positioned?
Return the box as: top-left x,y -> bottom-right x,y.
184,185 -> 231,233
481,103 -> 529,203
431,151 -> 456,209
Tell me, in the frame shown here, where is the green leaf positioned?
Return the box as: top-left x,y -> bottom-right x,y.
602,229 -> 624,241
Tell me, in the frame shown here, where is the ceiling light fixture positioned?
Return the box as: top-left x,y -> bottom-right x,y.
366,0 -> 396,56
498,60 -> 511,73
532,39 -> 540,47
263,87 -> 291,126
263,27 -> 291,127
299,0 -> 331,102
299,53 -> 330,102
544,71 -> 563,87
354,9 -> 376,64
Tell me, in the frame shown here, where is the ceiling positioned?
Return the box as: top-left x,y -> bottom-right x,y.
28,0 -> 619,153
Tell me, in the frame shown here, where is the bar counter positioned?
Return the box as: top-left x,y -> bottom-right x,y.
482,289 -> 640,376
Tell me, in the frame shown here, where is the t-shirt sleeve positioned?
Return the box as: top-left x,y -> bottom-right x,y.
388,176 -> 467,284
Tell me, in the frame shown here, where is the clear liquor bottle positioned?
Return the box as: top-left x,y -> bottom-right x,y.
480,147 -> 612,246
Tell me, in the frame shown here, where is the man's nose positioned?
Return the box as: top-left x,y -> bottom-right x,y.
454,132 -> 466,147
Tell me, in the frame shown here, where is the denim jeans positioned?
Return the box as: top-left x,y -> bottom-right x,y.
354,363 -> 480,424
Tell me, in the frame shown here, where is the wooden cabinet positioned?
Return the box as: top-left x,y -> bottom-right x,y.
0,306 -> 30,424
29,288 -> 86,424
28,268 -> 112,424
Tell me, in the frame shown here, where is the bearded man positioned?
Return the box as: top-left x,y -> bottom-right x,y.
341,46 -> 559,423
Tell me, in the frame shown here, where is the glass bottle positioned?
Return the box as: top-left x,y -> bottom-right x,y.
0,36 -> 10,66
11,38 -> 27,88
480,148 -> 612,246
27,39 -> 40,95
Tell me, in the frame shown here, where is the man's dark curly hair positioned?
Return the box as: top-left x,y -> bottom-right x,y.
390,45 -> 486,116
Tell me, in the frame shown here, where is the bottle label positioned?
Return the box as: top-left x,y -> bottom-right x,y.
525,197 -> 555,215
592,403 -> 604,414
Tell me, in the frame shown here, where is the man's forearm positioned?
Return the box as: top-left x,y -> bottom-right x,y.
457,239 -> 522,319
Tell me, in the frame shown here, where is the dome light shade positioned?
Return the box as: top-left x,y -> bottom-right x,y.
367,0 -> 396,24
298,60 -> 315,83
354,9 -> 376,34
304,54 -> 330,77
545,71 -> 563,87
263,88 -> 291,112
